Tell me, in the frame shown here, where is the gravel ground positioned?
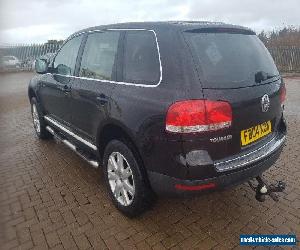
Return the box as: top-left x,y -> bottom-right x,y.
0,72 -> 299,250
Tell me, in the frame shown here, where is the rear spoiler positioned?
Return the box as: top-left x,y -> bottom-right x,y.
185,27 -> 256,35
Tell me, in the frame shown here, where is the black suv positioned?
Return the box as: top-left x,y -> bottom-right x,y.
29,21 -> 287,216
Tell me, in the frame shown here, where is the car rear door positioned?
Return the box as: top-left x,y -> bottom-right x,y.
182,29 -> 284,161
70,30 -> 121,142
38,34 -> 83,126
202,81 -> 283,160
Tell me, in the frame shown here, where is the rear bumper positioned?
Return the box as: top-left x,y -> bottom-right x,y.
148,133 -> 286,197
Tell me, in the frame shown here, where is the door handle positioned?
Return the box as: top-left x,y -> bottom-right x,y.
96,94 -> 108,105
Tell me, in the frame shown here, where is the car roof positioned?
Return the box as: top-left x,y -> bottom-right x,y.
71,21 -> 254,38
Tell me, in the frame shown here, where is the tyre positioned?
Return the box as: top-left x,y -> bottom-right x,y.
103,139 -> 154,217
30,97 -> 53,140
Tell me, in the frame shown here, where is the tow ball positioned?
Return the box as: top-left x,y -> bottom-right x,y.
248,175 -> 286,202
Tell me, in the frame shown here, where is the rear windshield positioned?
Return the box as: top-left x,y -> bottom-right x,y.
184,31 -> 279,88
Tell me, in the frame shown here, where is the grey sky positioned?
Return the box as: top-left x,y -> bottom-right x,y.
0,0 -> 299,44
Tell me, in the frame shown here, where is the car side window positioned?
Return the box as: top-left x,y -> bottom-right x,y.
53,35 -> 83,76
123,31 -> 160,85
79,31 -> 120,80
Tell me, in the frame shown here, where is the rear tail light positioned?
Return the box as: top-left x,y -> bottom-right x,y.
166,100 -> 232,133
280,83 -> 286,104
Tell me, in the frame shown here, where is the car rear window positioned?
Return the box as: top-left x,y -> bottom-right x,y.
184,30 -> 279,88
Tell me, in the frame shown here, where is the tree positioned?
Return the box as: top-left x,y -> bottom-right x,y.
258,26 -> 300,47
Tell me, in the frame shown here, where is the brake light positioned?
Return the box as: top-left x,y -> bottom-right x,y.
280,83 -> 286,104
166,100 -> 232,133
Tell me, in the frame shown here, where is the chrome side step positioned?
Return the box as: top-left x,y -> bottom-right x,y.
44,116 -> 97,151
46,126 -> 99,168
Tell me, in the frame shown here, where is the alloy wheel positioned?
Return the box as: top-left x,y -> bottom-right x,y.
32,104 -> 41,133
107,152 -> 135,206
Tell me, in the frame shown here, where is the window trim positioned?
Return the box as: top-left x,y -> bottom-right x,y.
50,29 -> 162,88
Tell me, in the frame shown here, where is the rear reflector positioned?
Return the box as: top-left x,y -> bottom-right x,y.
166,100 -> 232,133
175,182 -> 216,191
280,83 -> 286,104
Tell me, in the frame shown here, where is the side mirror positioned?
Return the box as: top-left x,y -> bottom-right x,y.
35,59 -> 48,74
56,64 -> 71,76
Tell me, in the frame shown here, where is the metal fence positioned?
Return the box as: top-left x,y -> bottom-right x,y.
268,47 -> 300,73
0,43 -> 300,73
0,42 -> 63,71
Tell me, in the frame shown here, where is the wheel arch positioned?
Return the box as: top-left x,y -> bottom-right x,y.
97,120 -> 153,194
28,87 -> 36,101
97,120 -> 141,163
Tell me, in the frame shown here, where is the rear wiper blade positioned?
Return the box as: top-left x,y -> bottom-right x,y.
255,71 -> 279,83
266,73 -> 279,79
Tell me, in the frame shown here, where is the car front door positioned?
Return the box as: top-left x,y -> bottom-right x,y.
38,34 -> 83,126
70,30 -> 121,142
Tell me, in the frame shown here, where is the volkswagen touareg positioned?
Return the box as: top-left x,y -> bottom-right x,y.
28,21 -> 287,216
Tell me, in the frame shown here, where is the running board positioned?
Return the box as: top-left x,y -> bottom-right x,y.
46,126 -> 99,168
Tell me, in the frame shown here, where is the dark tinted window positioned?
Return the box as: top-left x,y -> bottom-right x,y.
79,31 -> 120,80
123,31 -> 160,85
184,32 -> 279,88
54,35 -> 82,75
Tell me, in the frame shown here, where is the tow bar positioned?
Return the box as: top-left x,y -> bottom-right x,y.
248,175 -> 286,202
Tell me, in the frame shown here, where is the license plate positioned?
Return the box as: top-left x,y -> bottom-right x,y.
241,121 -> 272,146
